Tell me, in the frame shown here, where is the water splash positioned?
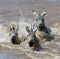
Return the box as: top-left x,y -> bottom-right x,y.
18,10 -> 31,38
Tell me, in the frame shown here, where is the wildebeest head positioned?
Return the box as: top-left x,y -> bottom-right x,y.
32,10 -> 46,31
26,25 -> 43,51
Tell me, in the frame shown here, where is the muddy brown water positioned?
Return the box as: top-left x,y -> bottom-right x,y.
0,0 -> 60,59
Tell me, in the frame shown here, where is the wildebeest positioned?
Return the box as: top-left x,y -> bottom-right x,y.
9,21 -> 30,44
26,26 -> 43,51
32,10 -> 54,41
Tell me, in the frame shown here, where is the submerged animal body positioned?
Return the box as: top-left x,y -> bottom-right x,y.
38,21 -> 54,41
35,30 -> 48,40
35,28 -> 53,41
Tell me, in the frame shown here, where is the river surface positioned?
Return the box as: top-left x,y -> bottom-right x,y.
0,0 -> 60,59
0,0 -> 60,24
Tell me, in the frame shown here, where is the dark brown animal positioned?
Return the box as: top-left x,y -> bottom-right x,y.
26,26 -> 43,51
11,33 -> 21,44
